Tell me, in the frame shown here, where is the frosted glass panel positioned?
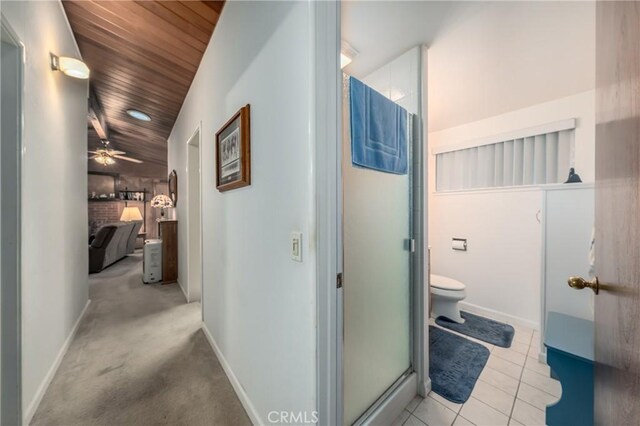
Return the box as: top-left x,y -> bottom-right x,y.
343,86 -> 411,425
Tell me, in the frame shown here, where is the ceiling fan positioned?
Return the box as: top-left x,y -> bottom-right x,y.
89,140 -> 143,166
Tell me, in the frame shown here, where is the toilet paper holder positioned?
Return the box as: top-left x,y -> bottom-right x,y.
452,238 -> 467,251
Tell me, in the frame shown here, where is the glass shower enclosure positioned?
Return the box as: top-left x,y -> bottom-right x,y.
342,76 -> 414,425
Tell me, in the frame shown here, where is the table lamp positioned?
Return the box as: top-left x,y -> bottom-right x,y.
151,194 -> 173,219
120,206 -> 143,222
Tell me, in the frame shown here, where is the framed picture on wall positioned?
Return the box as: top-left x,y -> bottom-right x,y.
216,104 -> 251,192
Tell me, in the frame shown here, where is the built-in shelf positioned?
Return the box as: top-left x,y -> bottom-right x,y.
88,188 -> 150,234
89,188 -> 149,203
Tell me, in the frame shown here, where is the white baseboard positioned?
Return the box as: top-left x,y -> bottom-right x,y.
421,377 -> 432,397
459,301 -> 539,331
177,279 -> 189,303
201,322 -> 263,426
537,349 -> 547,364
23,299 -> 91,425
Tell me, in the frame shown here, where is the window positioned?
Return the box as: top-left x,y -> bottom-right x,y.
435,120 -> 575,191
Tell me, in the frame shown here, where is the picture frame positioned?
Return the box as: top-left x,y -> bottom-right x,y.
216,104 -> 251,192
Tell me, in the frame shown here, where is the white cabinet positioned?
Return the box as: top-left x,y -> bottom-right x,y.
539,185 -> 594,354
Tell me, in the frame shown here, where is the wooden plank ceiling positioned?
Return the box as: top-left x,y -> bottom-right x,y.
63,0 -> 224,178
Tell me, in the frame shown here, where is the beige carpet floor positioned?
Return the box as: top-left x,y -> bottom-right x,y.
31,253 -> 251,426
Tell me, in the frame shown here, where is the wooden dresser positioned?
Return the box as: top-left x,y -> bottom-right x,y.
158,220 -> 178,284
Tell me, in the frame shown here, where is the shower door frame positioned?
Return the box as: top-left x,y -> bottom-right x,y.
313,5 -> 427,424
343,111 -> 422,426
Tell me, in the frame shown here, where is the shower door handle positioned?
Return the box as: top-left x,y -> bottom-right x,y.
405,238 -> 415,252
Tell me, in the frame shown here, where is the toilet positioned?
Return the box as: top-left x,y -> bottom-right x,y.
430,274 -> 466,324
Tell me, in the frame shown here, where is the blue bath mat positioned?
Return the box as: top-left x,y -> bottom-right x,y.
429,326 -> 489,404
435,311 -> 515,348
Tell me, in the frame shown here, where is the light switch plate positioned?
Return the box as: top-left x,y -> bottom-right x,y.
291,232 -> 302,262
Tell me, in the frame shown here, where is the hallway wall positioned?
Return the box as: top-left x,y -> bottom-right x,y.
168,2 -> 316,423
1,1 -> 89,422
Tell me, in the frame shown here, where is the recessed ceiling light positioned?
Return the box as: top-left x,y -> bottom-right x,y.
126,109 -> 151,121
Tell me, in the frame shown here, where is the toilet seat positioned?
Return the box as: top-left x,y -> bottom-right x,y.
430,274 -> 465,291
430,274 -> 466,323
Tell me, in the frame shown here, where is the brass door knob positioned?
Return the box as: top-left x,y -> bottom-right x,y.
568,276 -> 599,294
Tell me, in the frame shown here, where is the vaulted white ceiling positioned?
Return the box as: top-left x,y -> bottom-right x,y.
342,1 -> 595,131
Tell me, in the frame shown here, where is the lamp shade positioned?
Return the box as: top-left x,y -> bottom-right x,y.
120,206 -> 143,222
51,54 -> 90,79
59,56 -> 90,79
150,194 -> 173,209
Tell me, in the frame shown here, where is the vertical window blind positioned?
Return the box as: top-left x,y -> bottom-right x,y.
435,124 -> 575,192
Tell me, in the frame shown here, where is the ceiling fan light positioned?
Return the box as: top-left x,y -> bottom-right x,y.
94,155 -> 115,166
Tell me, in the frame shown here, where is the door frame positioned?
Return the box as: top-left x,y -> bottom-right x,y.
314,4 -> 427,424
314,2 -> 341,425
1,12 -> 24,425
185,122 -> 203,311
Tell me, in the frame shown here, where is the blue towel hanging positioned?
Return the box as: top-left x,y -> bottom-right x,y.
349,76 -> 408,175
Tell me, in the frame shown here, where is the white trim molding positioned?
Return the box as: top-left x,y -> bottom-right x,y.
201,323 -> 263,426
313,1 -> 341,426
24,300 -> 91,425
177,280 -> 188,303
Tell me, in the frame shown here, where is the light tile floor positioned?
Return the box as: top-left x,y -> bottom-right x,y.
393,318 -> 561,426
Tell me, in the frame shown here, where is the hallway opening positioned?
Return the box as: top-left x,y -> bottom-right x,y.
1,14 -> 23,426
186,126 -> 202,304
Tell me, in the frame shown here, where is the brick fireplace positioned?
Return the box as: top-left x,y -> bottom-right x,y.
88,201 -> 123,236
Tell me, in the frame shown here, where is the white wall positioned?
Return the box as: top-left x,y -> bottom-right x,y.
428,93 -> 595,329
1,0 -> 89,421
427,1 -> 595,131
431,189 -> 543,328
167,2 -> 316,423
341,1 -> 595,132
360,47 -> 421,115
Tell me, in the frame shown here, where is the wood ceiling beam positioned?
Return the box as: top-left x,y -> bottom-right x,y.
62,0 -> 223,179
88,87 -> 109,140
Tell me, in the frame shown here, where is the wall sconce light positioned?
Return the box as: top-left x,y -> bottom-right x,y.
50,53 -> 90,79
341,40 -> 359,69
